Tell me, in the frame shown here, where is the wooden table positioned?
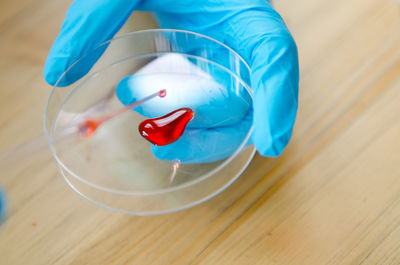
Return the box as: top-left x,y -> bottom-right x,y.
0,0 -> 399,264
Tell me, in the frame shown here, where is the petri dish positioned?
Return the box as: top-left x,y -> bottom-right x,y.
44,29 -> 255,215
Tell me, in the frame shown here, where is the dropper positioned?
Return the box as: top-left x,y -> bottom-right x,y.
0,89 -> 167,163
78,89 -> 166,137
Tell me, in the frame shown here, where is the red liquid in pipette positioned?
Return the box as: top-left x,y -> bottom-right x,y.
79,89 -> 166,137
138,108 -> 194,146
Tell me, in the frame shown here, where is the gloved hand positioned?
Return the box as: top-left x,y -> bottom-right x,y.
44,0 -> 299,161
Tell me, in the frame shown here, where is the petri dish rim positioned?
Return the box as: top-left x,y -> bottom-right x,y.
60,145 -> 256,215
44,29 -> 255,196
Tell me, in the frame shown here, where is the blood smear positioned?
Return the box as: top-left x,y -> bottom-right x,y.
138,108 -> 194,146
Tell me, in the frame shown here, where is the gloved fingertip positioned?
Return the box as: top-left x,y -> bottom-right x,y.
115,76 -> 136,105
151,138 -> 208,163
151,144 -> 190,162
43,57 -> 65,87
253,130 -> 292,157
151,144 -> 227,164
44,41 -> 108,87
43,56 -> 80,87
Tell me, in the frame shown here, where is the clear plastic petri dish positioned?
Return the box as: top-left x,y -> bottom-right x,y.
44,29 -> 255,215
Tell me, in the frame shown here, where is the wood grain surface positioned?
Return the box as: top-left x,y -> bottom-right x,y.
0,0 -> 399,264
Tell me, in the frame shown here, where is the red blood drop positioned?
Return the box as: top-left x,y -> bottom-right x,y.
138,108 -> 194,146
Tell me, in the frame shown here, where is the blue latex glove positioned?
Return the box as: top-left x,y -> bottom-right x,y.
44,0 -> 299,162
0,188 -> 5,224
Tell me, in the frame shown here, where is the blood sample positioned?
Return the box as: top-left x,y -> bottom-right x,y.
138,108 -> 194,146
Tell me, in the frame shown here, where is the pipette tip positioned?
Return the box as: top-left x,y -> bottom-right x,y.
77,89 -> 167,138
